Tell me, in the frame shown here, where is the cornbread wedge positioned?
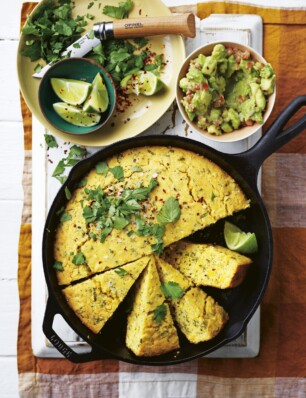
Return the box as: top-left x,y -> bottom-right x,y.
155,256 -> 228,344
62,257 -> 149,334
126,257 -> 180,357
54,146 -> 250,285
162,241 -> 252,289
174,287 -> 229,344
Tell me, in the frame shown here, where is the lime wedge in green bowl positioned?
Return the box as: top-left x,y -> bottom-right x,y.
224,221 -> 258,254
39,58 -> 116,136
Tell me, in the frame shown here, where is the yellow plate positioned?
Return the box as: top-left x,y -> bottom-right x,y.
17,0 -> 186,146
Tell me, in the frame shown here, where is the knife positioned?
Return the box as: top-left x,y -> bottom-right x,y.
33,13 -> 195,78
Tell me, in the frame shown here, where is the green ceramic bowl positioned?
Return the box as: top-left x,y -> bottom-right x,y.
39,58 -> 116,136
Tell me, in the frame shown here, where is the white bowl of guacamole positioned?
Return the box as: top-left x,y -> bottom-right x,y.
176,42 -> 276,142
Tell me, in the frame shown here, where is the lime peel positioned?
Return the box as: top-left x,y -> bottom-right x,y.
224,221 -> 258,254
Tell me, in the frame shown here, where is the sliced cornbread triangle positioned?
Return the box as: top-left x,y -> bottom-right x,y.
62,257 -> 149,334
162,241 -> 252,289
155,256 -> 228,344
173,287 -> 229,344
126,256 -> 180,357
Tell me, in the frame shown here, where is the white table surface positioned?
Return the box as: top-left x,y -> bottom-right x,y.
1,0 -> 304,396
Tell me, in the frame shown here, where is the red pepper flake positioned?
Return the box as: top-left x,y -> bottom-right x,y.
139,8 -> 142,15
162,189 -> 166,193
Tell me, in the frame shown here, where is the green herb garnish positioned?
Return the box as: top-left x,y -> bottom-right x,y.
211,192 -> 216,201
44,133 -> 58,148
53,261 -> 64,272
152,303 -> 167,323
102,0 -> 132,19
60,212 -> 72,223
115,267 -> 128,276
65,186 -> 71,200
109,165 -> 124,181
160,281 -> 184,300
95,161 -> 109,176
21,0 -> 87,64
157,197 -> 181,225
72,252 -> 86,265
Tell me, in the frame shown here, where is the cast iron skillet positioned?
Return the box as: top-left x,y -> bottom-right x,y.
42,95 -> 306,365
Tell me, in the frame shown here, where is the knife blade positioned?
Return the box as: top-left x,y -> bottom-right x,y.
33,13 -> 195,79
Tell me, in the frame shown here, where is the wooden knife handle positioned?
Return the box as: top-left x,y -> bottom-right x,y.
113,13 -> 196,39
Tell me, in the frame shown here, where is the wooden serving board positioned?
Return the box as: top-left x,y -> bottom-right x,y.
32,14 -> 263,358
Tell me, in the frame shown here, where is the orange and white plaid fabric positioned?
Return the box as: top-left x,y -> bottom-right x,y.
18,2 -> 306,397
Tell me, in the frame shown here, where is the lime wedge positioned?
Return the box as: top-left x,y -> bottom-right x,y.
53,102 -> 101,127
51,78 -> 91,106
83,73 -> 109,113
120,71 -> 165,96
224,221 -> 258,254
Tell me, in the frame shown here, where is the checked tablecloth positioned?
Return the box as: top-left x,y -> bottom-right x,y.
18,2 -> 306,397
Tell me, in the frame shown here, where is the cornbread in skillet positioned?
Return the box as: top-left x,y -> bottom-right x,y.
126,257 -> 180,357
155,256 -> 228,343
62,257 -> 149,334
162,241 -> 252,289
174,287 -> 229,344
54,146 -> 250,285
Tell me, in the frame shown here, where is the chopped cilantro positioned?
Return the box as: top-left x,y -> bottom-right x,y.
157,197 -> 181,225
65,186 -> 71,200
211,192 -> 216,201
122,178 -> 158,201
102,0 -> 132,19
55,175 -> 67,184
113,216 -> 129,230
86,13 -> 94,19
73,43 -> 81,49
68,145 -> 87,158
53,160 -> 66,177
115,267 -> 128,276
95,161 -> 109,176
109,165 -> 124,181
77,178 -> 87,188
100,227 -> 112,242
89,232 -> 97,241
88,29 -> 95,39
21,0 -> 87,65
34,63 -> 42,73
44,134 -> 58,148
72,252 -> 86,265
87,2 -> 94,9
160,281 -> 184,300
152,303 -> 167,323
53,261 -> 64,272
60,212 -> 72,223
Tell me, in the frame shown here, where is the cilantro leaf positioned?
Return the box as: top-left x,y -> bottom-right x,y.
68,145 -> 87,158
95,161 -> 109,176
123,178 -> 158,201
53,261 -> 64,272
157,197 -> 181,225
55,175 -> 67,184
109,166 -> 124,181
83,206 -> 97,224
77,178 -> 87,188
113,216 -> 129,230
115,267 -> 128,276
160,282 -> 184,300
72,252 -> 86,265
211,192 -> 216,201
44,134 -> 58,148
103,0 -> 132,19
60,212 -> 72,223
100,227 -> 112,242
52,160 -> 66,177
65,186 -> 71,200
152,303 -> 167,323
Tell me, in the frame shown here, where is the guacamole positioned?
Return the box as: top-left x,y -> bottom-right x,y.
179,44 -> 275,135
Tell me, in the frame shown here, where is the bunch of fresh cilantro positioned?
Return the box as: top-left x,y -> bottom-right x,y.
88,39 -> 163,83
21,0 -> 89,65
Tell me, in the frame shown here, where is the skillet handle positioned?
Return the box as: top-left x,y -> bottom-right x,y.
43,297 -> 111,363
234,95 -> 306,183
